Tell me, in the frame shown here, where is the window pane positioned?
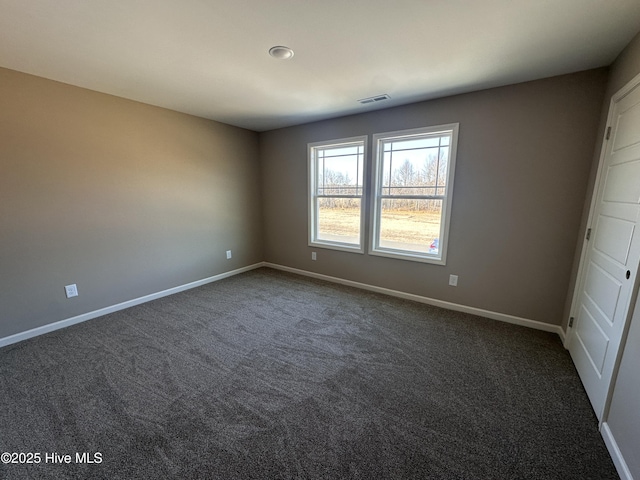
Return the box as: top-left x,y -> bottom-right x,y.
381,137 -> 449,195
320,145 -> 361,158
318,144 -> 363,197
384,137 -> 440,151
317,198 -> 361,245
438,147 -> 449,181
378,199 -> 442,253
371,125 -> 457,263
310,136 -> 366,252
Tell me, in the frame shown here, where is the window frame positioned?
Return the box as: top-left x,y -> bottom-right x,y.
369,124 -> 459,265
308,136 -> 368,253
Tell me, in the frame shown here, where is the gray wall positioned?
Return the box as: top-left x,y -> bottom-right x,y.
0,67 -> 263,339
600,30 -> 640,480
260,70 -> 607,326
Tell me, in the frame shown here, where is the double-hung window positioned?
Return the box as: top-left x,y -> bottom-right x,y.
370,124 -> 459,264
308,136 -> 367,252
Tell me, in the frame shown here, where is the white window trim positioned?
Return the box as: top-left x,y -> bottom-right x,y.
308,136 -> 368,253
369,124 -> 459,265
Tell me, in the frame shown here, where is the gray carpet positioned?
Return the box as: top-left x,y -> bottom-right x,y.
0,267 -> 618,479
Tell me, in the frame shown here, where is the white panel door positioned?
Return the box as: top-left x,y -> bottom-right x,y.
569,81 -> 640,421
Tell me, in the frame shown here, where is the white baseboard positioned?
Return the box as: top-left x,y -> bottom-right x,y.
264,262 -> 565,338
558,325 -> 567,344
1,261 -> 564,349
601,422 -> 634,480
0,263 -> 264,349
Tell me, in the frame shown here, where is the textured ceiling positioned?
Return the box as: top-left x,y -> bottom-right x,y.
1,0 -> 639,131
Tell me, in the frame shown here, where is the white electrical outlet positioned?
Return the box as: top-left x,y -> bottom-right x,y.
311,252 -> 317,261
226,250 -> 232,260
449,275 -> 458,287
65,284 -> 78,298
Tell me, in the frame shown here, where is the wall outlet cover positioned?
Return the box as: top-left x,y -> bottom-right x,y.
65,284 -> 78,298
226,250 -> 232,259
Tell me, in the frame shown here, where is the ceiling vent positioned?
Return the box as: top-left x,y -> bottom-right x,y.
358,94 -> 390,105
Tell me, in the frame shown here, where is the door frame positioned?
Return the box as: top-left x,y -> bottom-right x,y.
564,71 -> 640,425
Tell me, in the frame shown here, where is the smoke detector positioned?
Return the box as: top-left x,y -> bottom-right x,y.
269,46 -> 294,60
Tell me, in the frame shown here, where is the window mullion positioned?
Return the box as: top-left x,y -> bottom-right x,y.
380,195 -> 445,200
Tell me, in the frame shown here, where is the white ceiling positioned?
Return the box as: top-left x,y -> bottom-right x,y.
1,1 -> 639,132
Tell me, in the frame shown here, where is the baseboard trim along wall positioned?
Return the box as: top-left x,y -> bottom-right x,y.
264,262 -> 566,341
0,263 -> 264,349
601,422 -> 633,480
1,261 -> 565,349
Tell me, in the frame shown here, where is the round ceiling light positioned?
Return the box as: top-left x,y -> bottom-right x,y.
269,46 -> 294,60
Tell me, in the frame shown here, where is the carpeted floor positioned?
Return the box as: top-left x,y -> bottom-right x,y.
0,267 -> 618,479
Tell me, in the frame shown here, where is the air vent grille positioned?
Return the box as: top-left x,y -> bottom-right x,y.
358,94 -> 390,105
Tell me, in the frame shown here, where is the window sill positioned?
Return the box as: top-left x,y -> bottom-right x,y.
309,240 -> 365,254
369,247 -> 446,265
